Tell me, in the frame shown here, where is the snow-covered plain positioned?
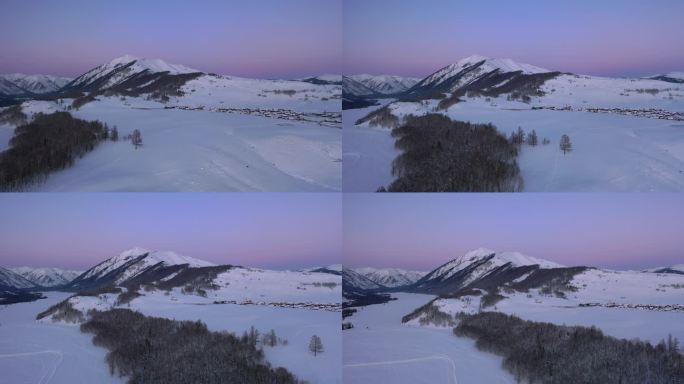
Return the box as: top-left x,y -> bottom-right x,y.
5,60 -> 342,192
0,292 -> 123,384
343,293 -> 515,384
17,94 -> 340,191
344,72 -> 684,191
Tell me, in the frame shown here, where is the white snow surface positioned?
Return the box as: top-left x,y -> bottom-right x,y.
18,87 -> 341,191
0,292 -> 124,384
10,267 -> 82,287
344,293 -> 515,384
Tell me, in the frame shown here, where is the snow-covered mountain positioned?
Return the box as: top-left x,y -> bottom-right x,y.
343,75 -> 379,97
0,267 -> 39,289
348,74 -> 420,95
0,74 -> 71,96
645,264 -> 684,275
647,72 -> 684,84
354,267 -> 426,288
10,267 -> 82,287
66,247 -> 217,290
307,264 -> 342,275
405,54 -> 556,98
342,267 -> 385,292
300,74 -> 342,85
61,54 -> 202,93
410,248 -> 566,294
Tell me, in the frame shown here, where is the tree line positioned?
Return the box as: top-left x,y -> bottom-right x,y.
0,111 -> 140,191
379,114 -> 524,192
80,309 -> 301,384
454,311 -> 683,383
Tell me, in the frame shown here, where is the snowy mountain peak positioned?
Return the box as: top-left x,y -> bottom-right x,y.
415,55 -> 551,93
111,248 -> 214,268
354,267 -> 426,287
10,267 -> 82,287
0,267 -> 38,289
348,74 -> 421,94
0,73 -> 72,95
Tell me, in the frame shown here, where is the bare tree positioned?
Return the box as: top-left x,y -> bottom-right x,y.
309,335 -> 324,356
526,130 -> 538,146
559,134 -> 572,154
131,129 -> 143,149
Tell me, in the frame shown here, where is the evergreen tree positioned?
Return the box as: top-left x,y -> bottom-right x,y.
309,335 -> 323,356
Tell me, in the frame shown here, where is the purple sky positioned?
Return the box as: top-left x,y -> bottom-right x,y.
344,0 -> 684,78
0,193 -> 341,270
344,194 -> 684,271
0,0 -> 341,79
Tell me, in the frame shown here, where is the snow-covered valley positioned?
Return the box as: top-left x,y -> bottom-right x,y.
1,249 -> 342,384
343,293 -> 515,384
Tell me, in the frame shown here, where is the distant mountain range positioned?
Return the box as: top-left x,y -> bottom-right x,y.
0,74 -> 71,97
10,267 -> 82,287
354,267 -> 425,288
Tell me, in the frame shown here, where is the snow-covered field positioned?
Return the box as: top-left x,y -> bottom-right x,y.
0,292 -> 123,384
343,100 -> 397,192
343,293 -> 515,384
429,268 -> 684,344
4,64 -> 342,192
344,75 -> 684,191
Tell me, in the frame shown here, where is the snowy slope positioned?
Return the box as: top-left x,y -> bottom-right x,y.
409,54 -> 549,93
0,267 -> 39,289
10,267 -> 82,287
645,264 -> 684,275
349,74 -> 420,95
343,76 -> 378,97
301,74 -> 342,85
417,248 -> 562,285
343,267 -> 385,290
72,247 -> 214,285
0,74 -> 71,95
354,267 -> 426,287
64,55 -> 199,91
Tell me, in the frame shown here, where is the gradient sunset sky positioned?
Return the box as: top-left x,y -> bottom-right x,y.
0,193 -> 341,270
0,0 -> 341,78
344,194 -> 684,271
344,0 -> 684,77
